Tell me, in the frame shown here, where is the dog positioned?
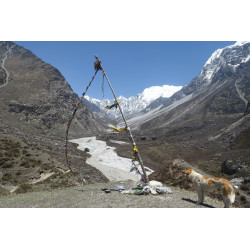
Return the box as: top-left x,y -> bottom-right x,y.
185,169 -> 235,208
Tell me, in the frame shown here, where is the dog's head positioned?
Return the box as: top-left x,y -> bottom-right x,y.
185,169 -> 196,176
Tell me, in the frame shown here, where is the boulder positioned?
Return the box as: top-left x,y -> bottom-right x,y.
221,160 -> 238,175
244,177 -> 250,184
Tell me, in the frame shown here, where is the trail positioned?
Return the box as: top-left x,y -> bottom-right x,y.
0,44 -> 14,88
70,137 -> 154,182
235,81 -> 248,106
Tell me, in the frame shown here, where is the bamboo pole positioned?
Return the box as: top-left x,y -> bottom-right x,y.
95,55 -> 149,183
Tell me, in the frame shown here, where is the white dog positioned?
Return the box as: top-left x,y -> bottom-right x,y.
185,169 -> 235,208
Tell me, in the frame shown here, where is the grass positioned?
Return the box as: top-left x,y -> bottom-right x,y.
16,183 -> 33,194
0,134 -> 76,194
0,187 -> 10,196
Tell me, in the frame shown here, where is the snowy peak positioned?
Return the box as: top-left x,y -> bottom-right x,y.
85,84 -> 182,118
204,48 -> 223,67
201,41 -> 250,81
140,85 -> 183,102
126,41 -> 250,131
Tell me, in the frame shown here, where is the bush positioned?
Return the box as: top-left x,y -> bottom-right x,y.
240,195 -> 247,204
0,158 -> 9,166
20,160 -> 29,167
240,184 -> 249,191
40,164 -> 54,171
2,162 -> 12,168
22,149 -> 28,155
50,183 -> 60,189
16,183 -> 32,194
2,173 -> 11,181
0,186 -> 10,196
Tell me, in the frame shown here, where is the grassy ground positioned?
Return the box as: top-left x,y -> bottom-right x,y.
1,132 -> 249,208
0,181 -> 226,208
0,133 -> 108,196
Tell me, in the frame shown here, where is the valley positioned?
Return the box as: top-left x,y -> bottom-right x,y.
0,41 -> 250,208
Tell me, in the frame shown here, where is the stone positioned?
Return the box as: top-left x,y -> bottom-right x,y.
221,160 -> 238,175
244,177 -> 250,184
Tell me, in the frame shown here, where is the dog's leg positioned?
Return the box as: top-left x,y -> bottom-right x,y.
200,190 -> 205,204
222,195 -> 230,208
194,183 -> 203,205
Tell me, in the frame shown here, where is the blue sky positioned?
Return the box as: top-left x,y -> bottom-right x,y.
15,41 -> 235,99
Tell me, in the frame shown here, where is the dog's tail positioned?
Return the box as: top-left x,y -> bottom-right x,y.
222,180 -> 235,204
211,178 -> 235,204
228,183 -> 236,203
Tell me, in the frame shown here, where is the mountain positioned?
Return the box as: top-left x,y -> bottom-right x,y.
0,41 -> 104,137
124,41 -> 250,144
0,41 -> 108,193
83,85 -> 182,119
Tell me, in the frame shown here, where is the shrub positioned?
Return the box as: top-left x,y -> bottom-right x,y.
16,171 -> 22,176
4,151 -> 12,157
16,183 -> 32,194
240,184 -> 249,191
0,158 -> 9,166
0,186 -> 10,196
2,162 -> 12,168
20,160 -> 29,167
240,195 -> 247,204
40,164 -> 54,171
50,183 -> 60,189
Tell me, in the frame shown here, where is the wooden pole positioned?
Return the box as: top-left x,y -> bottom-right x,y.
95,55 -> 149,183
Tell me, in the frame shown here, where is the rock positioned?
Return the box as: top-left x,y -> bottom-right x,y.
84,148 -> 90,153
244,177 -> 250,184
221,160 -> 248,175
0,171 -> 3,180
221,160 -> 238,175
237,165 -> 247,172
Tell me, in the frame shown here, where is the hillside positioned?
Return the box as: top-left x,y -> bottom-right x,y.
126,42 -> 250,145
0,41 -> 104,137
1,41 -> 250,208
0,41 -> 108,192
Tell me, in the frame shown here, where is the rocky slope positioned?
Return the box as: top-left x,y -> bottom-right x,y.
124,42 -> 250,144
0,41 -> 104,137
0,41 -> 108,193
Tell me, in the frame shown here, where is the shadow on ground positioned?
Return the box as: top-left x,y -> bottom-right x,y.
182,198 -> 215,208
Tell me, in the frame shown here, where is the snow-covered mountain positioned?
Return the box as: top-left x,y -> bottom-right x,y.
84,85 -> 182,118
124,41 -> 250,140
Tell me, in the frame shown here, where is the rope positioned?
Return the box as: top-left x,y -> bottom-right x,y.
64,54 -> 148,183
102,71 -> 105,97
64,69 -> 99,172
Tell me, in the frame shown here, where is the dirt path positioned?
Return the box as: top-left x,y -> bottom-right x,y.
0,181 -> 226,208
